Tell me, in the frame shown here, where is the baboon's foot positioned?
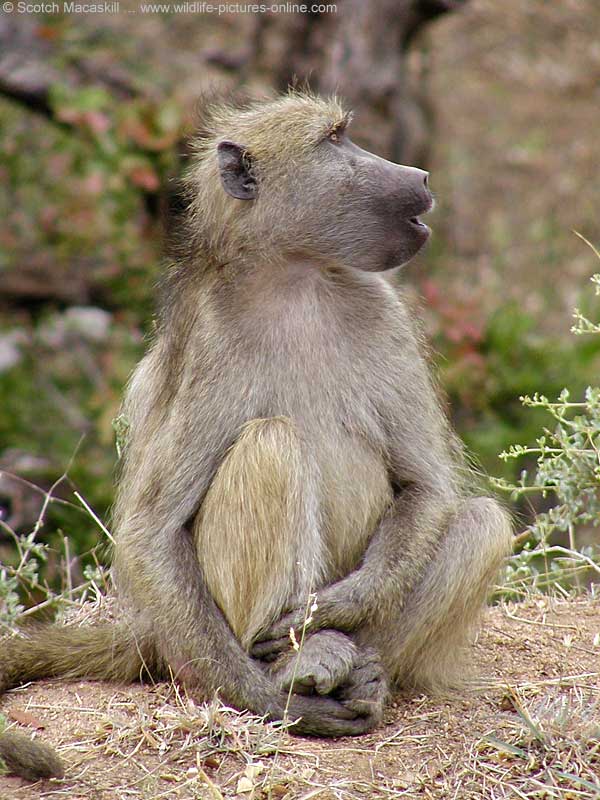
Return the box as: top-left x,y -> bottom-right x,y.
333,646 -> 388,725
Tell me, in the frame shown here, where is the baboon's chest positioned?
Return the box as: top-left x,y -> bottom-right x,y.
240,282 -> 407,576
267,343 -> 397,579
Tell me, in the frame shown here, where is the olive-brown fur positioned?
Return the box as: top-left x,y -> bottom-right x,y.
0,732 -> 64,781
0,91 -> 512,779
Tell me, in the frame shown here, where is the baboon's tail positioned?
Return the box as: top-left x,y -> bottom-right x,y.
0,623 -> 152,781
0,623 -> 151,691
0,732 -> 65,781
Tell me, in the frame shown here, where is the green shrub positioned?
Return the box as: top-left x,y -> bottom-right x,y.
493,252 -> 600,598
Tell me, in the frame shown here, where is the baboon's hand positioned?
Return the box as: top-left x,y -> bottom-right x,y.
274,630 -> 358,696
251,607 -> 320,660
252,591 -> 361,661
281,647 -> 387,736
333,647 -> 388,724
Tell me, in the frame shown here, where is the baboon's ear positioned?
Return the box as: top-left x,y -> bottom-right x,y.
217,141 -> 257,200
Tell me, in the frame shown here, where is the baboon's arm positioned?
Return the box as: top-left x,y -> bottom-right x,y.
120,471 -> 382,733
252,483 -> 454,653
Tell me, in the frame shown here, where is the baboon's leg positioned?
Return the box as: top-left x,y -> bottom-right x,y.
359,497 -> 511,690
193,417 -> 326,651
193,417 -> 380,698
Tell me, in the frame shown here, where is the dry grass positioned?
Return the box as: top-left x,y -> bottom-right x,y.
2,445 -> 599,800
476,686 -> 600,799
1,595 -> 599,800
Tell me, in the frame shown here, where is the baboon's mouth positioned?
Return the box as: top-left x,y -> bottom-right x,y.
408,196 -> 434,229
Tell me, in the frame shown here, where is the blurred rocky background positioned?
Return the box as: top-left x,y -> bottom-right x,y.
1,0 -> 599,588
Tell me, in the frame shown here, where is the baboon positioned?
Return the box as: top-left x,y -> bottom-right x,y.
0,91 -> 512,780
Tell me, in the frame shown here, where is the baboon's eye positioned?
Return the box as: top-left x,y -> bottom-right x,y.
324,119 -> 349,145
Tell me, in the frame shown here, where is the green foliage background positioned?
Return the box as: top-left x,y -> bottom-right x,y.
1,3 -> 600,605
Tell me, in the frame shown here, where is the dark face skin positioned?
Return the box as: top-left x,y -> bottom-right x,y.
311,128 -> 433,271
217,123 -> 433,272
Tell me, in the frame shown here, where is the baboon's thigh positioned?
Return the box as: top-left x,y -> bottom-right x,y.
360,497 -> 512,690
193,417 -> 325,650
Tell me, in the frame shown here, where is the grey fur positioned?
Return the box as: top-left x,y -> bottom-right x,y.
0,93 -> 513,775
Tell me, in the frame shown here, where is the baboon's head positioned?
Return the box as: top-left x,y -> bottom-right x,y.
188,92 -> 433,272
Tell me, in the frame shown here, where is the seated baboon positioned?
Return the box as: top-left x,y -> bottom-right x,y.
0,91 -> 512,779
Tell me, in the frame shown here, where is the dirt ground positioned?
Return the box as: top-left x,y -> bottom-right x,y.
1,596 -> 599,800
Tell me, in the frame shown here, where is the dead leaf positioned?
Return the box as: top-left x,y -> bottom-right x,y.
267,784 -> 289,799
8,710 -> 45,730
236,775 -> 254,794
244,762 -> 264,780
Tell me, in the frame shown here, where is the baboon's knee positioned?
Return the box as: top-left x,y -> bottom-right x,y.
463,496 -> 513,566
436,496 -> 512,607
194,417 -> 322,647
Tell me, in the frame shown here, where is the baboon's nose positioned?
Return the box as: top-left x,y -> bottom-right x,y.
404,166 -> 429,193
408,168 -> 432,212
